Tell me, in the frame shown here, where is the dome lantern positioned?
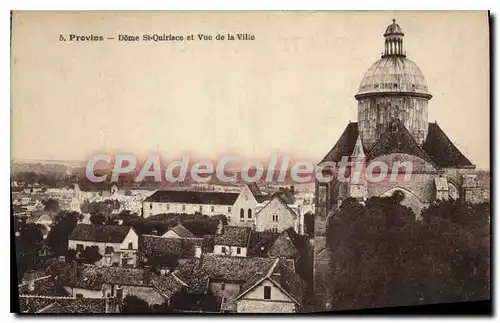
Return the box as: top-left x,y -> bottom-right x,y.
382,19 -> 405,57
355,19 -> 432,151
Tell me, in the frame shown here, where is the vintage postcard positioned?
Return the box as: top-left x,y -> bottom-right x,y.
11,11 -> 490,314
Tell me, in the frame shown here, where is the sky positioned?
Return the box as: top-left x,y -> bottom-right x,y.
11,11 -> 490,169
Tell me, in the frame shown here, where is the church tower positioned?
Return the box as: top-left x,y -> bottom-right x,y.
355,19 -> 432,151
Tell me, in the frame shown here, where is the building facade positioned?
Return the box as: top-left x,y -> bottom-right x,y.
315,20 -> 480,233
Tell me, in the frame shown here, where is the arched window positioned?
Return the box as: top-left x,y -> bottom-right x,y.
248,209 -> 252,219
240,208 -> 244,220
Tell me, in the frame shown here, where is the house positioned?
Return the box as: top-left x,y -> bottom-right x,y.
142,184 -> 269,227
234,258 -> 307,313
68,224 -> 139,267
247,231 -> 280,257
186,255 -> 300,312
213,226 -> 251,257
56,262 -> 187,307
162,223 -> 196,239
255,194 -> 302,234
138,234 -> 203,266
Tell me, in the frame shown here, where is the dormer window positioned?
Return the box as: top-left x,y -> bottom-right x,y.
128,242 -> 133,250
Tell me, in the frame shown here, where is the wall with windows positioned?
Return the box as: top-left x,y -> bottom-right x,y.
68,240 -> 122,266
142,202 -> 233,218
254,198 -> 297,233
213,245 -> 247,257
231,186 -> 258,227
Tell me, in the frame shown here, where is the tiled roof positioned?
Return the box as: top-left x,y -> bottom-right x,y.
68,224 -> 131,243
423,123 -> 475,168
167,224 -> 196,238
36,302 -> 68,313
150,273 -> 186,299
138,235 -> 202,260
19,296 -> 106,313
58,264 -> 152,290
254,194 -> 272,203
320,122 -> 359,164
246,183 -> 262,197
56,263 -> 187,301
276,188 -> 296,204
248,231 -> 279,257
267,227 -> 308,259
145,190 -> 239,206
214,226 -> 251,248
19,276 -> 69,298
367,119 -> 437,167
235,258 -> 306,306
197,254 -> 276,282
320,121 -> 474,170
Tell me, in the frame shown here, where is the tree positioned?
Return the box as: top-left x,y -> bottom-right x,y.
325,197 -> 490,310
90,213 -> 106,226
43,198 -> 60,213
65,248 -> 77,263
14,218 -> 44,279
79,246 -> 102,264
46,211 -> 82,255
122,295 -> 151,313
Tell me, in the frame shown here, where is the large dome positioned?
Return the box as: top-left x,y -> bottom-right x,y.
356,56 -> 431,98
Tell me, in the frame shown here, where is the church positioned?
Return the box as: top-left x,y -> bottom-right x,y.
315,19 -> 479,225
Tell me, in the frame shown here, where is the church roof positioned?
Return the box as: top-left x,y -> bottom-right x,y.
423,123 -> 475,168
319,122 -> 359,164
320,121 -> 474,169
367,119 -> 437,167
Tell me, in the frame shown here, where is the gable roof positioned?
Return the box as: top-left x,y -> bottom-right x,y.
246,183 -> 262,197
276,187 -> 296,204
320,122 -> 359,164
138,235 -> 202,260
56,263 -> 186,299
197,254 -> 276,282
267,227 -> 308,259
235,258 -> 306,306
257,194 -> 298,220
214,226 -> 251,248
320,121 -> 474,170
165,224 -> 196,238
68,224 -> 131,243
248,231 -> 280,257
422,122 -> 475,168
145,190 -> 239,206
367,119 -> 437,167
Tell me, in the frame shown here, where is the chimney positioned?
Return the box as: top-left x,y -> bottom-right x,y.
216,220 -> 223,235
105,293 -> 115,313
27,279 -> 35,292
72,260 -> 78,282
115,287 -> 123,313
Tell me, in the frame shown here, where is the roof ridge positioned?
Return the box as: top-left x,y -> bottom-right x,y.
171,272 -> 188,287
367,119 -> 437,168
265,258 -> 280,278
